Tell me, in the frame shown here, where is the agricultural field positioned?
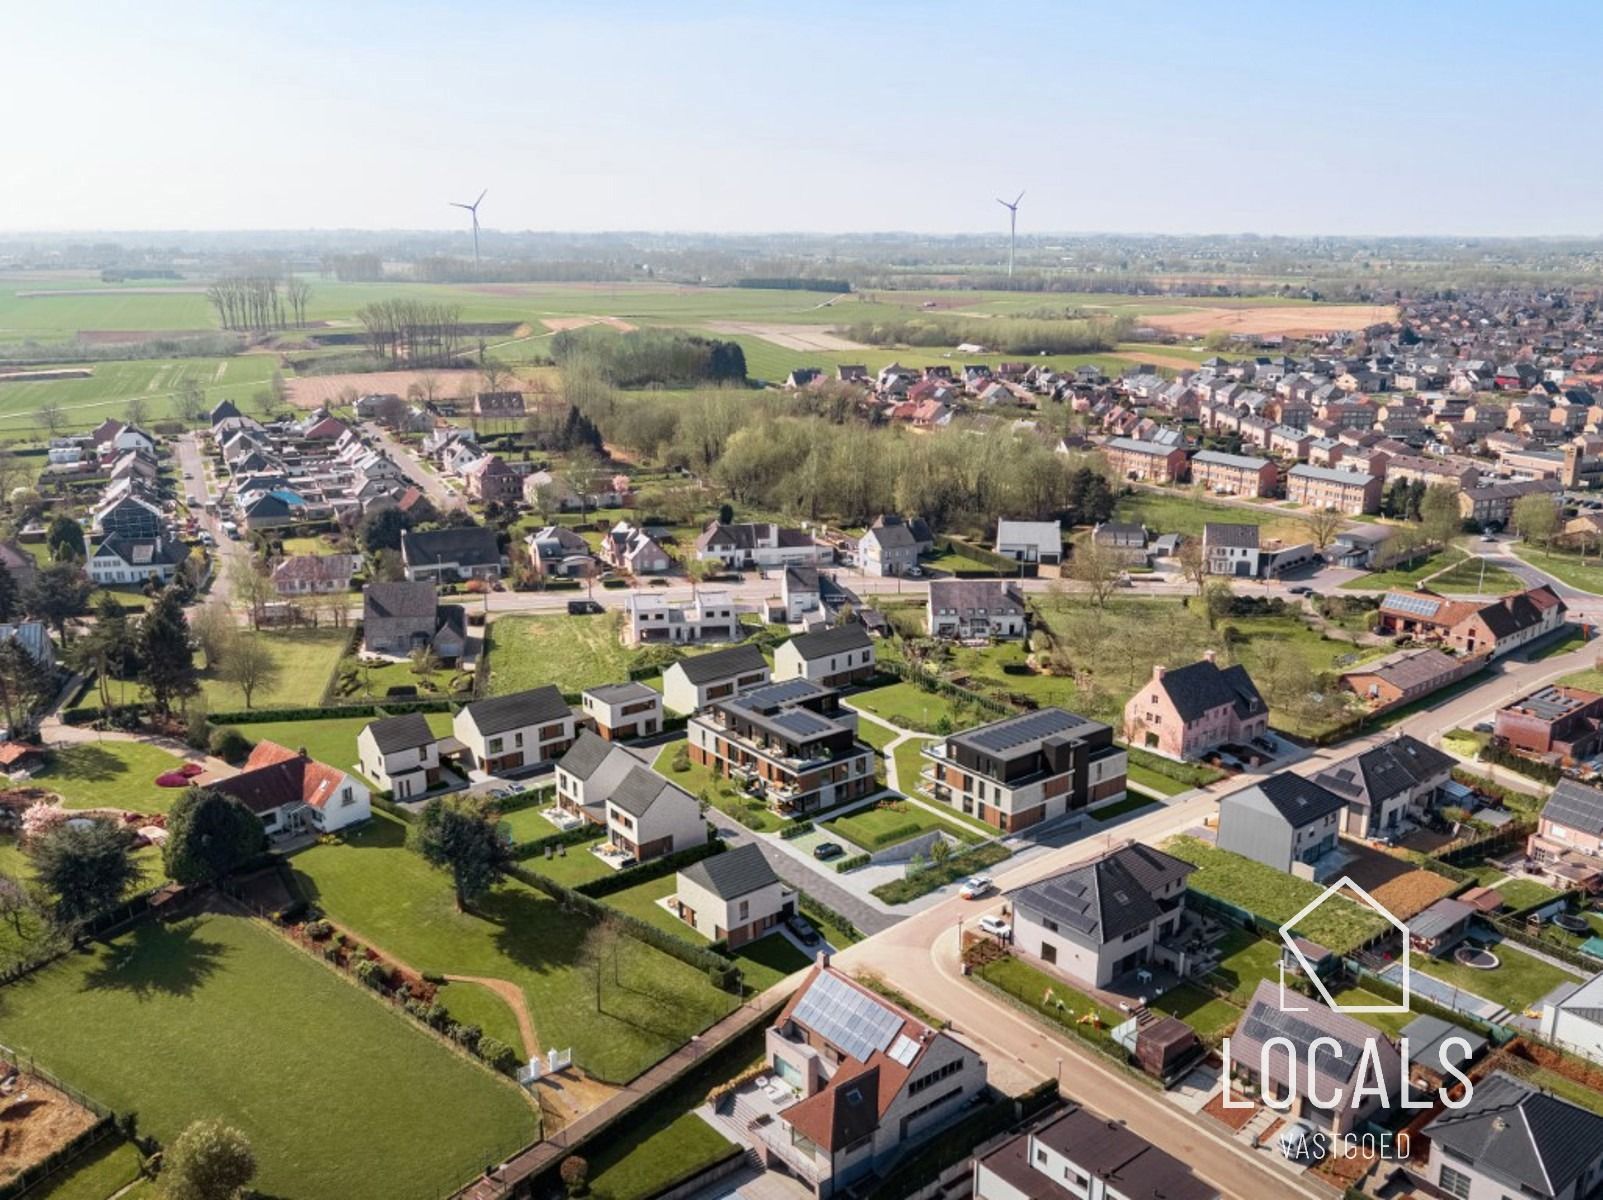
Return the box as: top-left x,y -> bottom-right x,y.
291,812 -> 740,1082
0,913 -> 538,1200
0,354 -> 279,432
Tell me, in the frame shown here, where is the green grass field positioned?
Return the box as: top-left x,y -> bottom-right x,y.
1339,547 -> 1466,592
487,612 -> 644,696
0,355 -> 279,432
849,682 -> 960,731
1414,942 -> 1583,1014
34,741 -> 193,814
26,1137 -> 144,1200
0,913 -> 537,1200
195,628 -> 349,711
1206,930 -> 1286,1006
1427,555 -> 1524,595
291,812 -> 738,1082
821,799 -> 979,849
1513,546 -> 1603,596
1113,491 -> 1317,543
1150,982 -> 1240,1039
1165,837 -> 1389,953
220,712 -> 455,781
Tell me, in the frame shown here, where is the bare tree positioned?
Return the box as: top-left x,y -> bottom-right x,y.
1176,537 -> 1207,596
124,396 -> 148,429
218,632 -> 280,709
1301,508 -> 1346,551
1068,538 -> 1119,608
39,402 -> 66,438
228,561 -> 276,630
190,601 -> 235,670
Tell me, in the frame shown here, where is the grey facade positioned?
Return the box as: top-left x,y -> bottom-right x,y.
1216,771 -> 1344,876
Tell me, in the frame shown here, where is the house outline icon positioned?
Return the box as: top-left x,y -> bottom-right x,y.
1278,874 -> 1410,1015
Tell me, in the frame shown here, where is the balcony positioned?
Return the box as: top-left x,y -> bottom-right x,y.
750,1117 -> 826,1185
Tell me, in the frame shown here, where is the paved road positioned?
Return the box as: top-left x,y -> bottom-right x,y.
176,432 -> 250,606
366,422 -> 464,511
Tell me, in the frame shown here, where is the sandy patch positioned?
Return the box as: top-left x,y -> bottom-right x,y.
0,1074 -> 101,1185
1112,351 -> 1210,372
703,321 -> 869,352
285,369 -> 485,409
0,368 -> 93,383
1146,304 -> 1396,337
539,315 -> 638,334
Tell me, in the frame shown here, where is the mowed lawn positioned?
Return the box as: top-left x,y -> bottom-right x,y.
0,913 -> 537,1200
34,741 -> 193,814
198,629 -> 349,711
291,813 -> 739,1081
222,712 -> 455,780
849,682 -> 960,732
1414,941 -> 1584,1014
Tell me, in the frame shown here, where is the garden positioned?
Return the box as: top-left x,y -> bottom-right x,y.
821,797 -> 981,850
486,613 -> 676,697
0,913 -> 538,1200
33,742 -> 198,815
221,712 -> 456,783
290,812 -> 740,1082
1412,938 -> 1585,1014
651,742 -> 785,833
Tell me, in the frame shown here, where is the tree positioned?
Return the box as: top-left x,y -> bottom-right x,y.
1176,537 -> 1207,596
46,514 -> 86,563
71,592 -> 141,712
1419,484 -> 1463,547
216,633 -> 279,709
0,638 -> 55,734
226,561 -> 275,630
24,562 -> 92,641
0,873 -> 35,941
20,801 -> 69,846
559,1155 -> 590,1199
1068,538 -> 1119,608
1513,493 -> 1560,549
124,396 -> 148,429
162,1118 -> 256,1200
39,401 -> 65,438
163,788 -> 268,886
358,506 -> 413,554
190,602 -> 235,671
1301,508 -> 1346,551
717,502 -> 734,525
137,588 -> 199,718
412,795 -> 514,912
1200,579 -> 1234,631
31,821 -> 138,932
0,561 -> 17,623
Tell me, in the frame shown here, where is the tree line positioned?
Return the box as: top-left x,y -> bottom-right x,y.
205,273 -> 312,331
839,313 -> 1134,356
356,300 -> 469,367
550,328 -> 746,388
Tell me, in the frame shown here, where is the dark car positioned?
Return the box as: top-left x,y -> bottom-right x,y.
812,841 -> 845,861
788,916 -> 821,946
1287,585 -> 1311,596
566,599 -> 604,615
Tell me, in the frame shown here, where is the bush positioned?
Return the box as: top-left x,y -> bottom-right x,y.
475,1035 -> 519,1075
834,853 -> 872,874
780,820 -> 814,840
208,726 -> 255,764
304,919 -> 333,941
353,958 -> 389,991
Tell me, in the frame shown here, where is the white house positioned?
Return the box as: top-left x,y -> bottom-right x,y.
553,729 -> 641,824
926,579 -> 1027,640
580,682 -> 662,742
673,843 -> 794,948
355,712 -> 443,799
87,535 -> 190,586
780,566 -> 822,624
993,519 -> 1061,565
603,765 -> 706,863
661,643 -> 770,714
623,590 -> 739,646
452,686 -> 582,775
211,740 -> 372,836
1540,972 -> 1603,1066
772,625 -> 876,688
693,521 -> 830,570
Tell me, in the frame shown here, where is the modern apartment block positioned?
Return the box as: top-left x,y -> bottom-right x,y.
687,678 -> 876,816
918,708 -> 1126,832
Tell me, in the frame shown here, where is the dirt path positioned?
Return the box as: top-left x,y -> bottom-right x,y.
446,974 -> 538,1058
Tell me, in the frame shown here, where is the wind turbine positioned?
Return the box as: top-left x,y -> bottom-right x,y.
996,190 -> 1024,277
450,189 -> 488,274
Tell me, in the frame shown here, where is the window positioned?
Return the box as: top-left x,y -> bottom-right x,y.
738,900 -> 749,921
487,737 -> 503,755
908,1057 -> 963,1095
514,732 -> 524,748
1438,1164 -> 1471,1200
341,787 -> 354,806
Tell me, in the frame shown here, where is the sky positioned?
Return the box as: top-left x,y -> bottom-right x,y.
3,0 -> 1601,237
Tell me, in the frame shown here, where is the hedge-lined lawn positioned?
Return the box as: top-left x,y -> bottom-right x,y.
975,955 -> 1122,1040
522,835 -> 611,886
871,842 -> 1011,904
29,1137 -> 143,1200
651,742 -> 784,833
495,801 -> 561,843
1207,930 -> 1285,1005
850,683 -> 960,732
488,613 -> 645,696
198,629 -> 350,711
824,799 -> 979,850
291,813 -> 738,1082
1090,795 -> 1158,822
1414,942 -> 1583,1014
1495,878 -> 1565,912
1164,836 -> 1388,953
1150,983 -> 1240,1039
856,716 -> 898,751
436,979 -> 525,1054
224,712 -> 455,780
0,913 -> 537,1200
600,875 -> 812,992
1125,763 -> 1190,797
36,741 -> 190,814
1333,988 -> 1414,1038
334,655 -> 467,703
891,736 -> 935,795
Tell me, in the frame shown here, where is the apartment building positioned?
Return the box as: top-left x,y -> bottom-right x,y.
1285,463 -> 1382,514
687,678 -> 875,816
623,589 -> 739,646
918,708 -> 1126,832
1101,436 -> 1188,483
1189,450 -> 1279,497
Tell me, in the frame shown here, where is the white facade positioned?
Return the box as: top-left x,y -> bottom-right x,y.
580,686 -> 662,741
661,659 -> 771,716
624,590 -> 739,646
772,638 -> 876,686
673,871 -> 791,945
355,725 -> 440,798
604,787 -> 704,862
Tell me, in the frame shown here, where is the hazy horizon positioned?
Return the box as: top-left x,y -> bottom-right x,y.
6,0 -> 1601,239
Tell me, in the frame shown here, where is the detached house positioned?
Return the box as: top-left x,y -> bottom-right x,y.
756,961 -> 988,1196
993,519 -> 1062,566
1420,1071 -> 1603,1200
453,686 -> 582,775
361,581 -> 467,662
355,712 -> 443,799
1202,523 -> 1262,577
399,526 -> 503,583
1009,841 -> 1197,990
272,553 -> 360,596
926,579 -> 1026,641
1527,778 -> 1603,893
673,843 -> 794,948
974,1103 -> 1217,1200
87,535 -> 189,586
603,766 -> 705,863
581,682 -> 662,742
662,643 -> 770,714
857,521 -> 922,577
1216,771 -> 1344,877
553,729 -> 641,824
694,521 -> 828,570
1122,654 -> 1266,762
600,521 -> 672,575
211,740 -> 371,836
462,454 -> 522,504
1311,734 -> 1455,840
773,625 -> 875,688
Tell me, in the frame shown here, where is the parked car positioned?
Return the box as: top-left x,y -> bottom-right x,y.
905,565 -> 925,578
788,916 -> 820,946
977,914 -> 1012,940
1473,720 -> 1494,734
812,841 -> 845,862
959,875 -> 993,900
1278,1119 -> 1323,1161
1287,585 -> 1311,595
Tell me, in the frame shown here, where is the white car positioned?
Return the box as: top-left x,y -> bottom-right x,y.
1278,1119 -> 1324,1161
977,914 -> 1012,940
959,875 -> 993,900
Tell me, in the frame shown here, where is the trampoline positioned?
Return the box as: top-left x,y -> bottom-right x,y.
1453,945 -> 1499,970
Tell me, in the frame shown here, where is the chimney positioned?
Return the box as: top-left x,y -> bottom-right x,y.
1203,649 -> 1217,664
815,949 -> 831,970
298,746 -> 309,758
1153,664 -> 1165,682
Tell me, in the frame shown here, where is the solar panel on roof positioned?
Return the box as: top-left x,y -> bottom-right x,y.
887,1035 -> 919,1066
792,972 -> 903,1063
1381,593 -> 1442,618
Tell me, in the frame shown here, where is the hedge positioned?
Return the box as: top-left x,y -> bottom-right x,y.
509,865 -> 743,992
779,820 -> 814,840
213,698 -> 458,724
872,842 -> 1011,903
833,853 -> 872,874
792,889 -> 862,943
1479,743 -> 1562,784
1120,742 -> 1225,789
574,838 -> 723,899
514,823 -> 602,859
